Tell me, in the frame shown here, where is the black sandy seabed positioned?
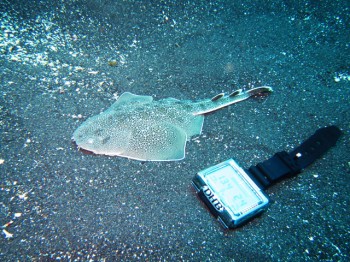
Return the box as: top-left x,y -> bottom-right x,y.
1,0 -> 349,261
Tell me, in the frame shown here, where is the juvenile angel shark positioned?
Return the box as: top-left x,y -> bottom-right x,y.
72,86 -> 272,161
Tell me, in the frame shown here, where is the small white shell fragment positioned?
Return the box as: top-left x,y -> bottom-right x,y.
334,72 -> 350,82
2,229 -> 13,239
0,159 -> 4,164
88,71 -> 99,75
18,192 -> 28,200
2,220 -> 14,228
14,213 -> 22,218
72,114 -> 83,119
74,66 -> 84,71
50,45 -> 58,52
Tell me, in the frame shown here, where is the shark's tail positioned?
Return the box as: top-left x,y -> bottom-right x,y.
194,86 -> 273,115
245,86 -> 273,97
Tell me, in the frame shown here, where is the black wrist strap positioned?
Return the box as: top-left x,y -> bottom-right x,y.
246,126 -> 342,189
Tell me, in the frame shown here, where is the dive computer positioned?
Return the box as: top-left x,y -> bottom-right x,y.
192,126 -> 342,229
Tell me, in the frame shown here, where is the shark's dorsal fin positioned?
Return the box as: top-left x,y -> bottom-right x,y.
211,93 -> 225,101
229,89 -> 242,97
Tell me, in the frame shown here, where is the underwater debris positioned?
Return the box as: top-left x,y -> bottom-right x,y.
108,59 -> 118,67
